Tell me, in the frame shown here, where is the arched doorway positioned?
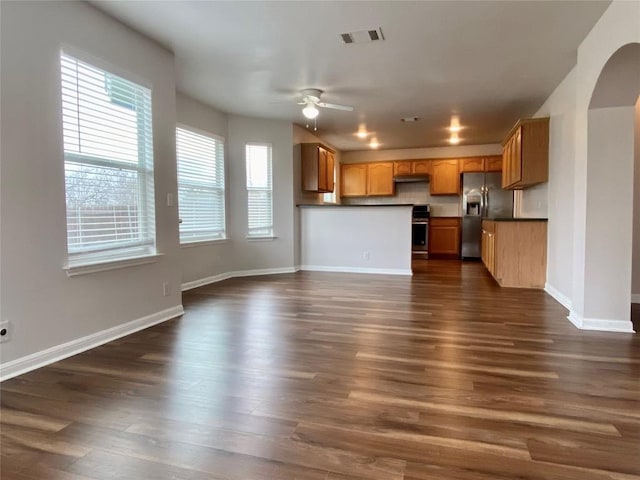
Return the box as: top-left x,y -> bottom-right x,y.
580,43 -> 639,332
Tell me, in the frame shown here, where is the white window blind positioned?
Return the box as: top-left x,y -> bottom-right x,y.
176,127 -> 226,243
246,143 -> 273,237
60,52 -> 155,265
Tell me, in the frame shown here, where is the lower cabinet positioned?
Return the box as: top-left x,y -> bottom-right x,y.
429,217 -> 461,258
481,220 -> 547,288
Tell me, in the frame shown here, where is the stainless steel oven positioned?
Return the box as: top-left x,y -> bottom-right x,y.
412,205 -> 430,255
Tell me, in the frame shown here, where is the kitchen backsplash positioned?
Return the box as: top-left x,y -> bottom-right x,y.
341,182 -> 460,216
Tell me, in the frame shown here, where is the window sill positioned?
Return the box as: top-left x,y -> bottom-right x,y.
246,236 -> 277,242
64,253 -> 164,277
181,238 -> 228,248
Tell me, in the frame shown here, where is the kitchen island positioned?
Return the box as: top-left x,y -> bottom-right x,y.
298,204 -> 412,275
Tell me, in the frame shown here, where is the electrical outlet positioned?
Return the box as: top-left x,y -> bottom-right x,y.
0,321 -> 12,343
363,251 -> 370,261
162,282 -> 170,297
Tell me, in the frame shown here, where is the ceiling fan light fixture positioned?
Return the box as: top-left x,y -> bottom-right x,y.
302,103 -> 319,119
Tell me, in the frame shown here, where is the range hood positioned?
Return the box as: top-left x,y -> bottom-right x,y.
393,174 -> 430,183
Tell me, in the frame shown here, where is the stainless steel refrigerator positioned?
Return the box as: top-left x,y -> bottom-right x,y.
461,172 -> 513,259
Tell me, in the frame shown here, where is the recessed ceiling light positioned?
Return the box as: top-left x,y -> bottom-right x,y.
449,115 -> 462,132
401,116 -> 420,123
449,133 -> 460,145
355,124 -> 370,139
369,138 -> 380,149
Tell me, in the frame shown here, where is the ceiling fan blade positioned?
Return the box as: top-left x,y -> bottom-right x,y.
317,101 -> 354,112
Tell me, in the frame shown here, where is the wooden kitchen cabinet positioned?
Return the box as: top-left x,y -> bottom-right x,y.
481,219 -> 547,288
340,163 -> 367,197
430,159 -> 460,195
367,162 -> 395,196
340,161 -> 394,197
459,157 -> 485,173
394,161 -> 412,175
411,159 -> 431,175
301,143 -> 335,193
501,117 -> 549,189
485,155 -> 503,172
429,217 -> 461,258
481,221 -> 496,276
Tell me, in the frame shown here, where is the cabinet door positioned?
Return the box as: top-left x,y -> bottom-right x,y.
367,162 -> 395,196
501,138 -> 511,188
485,156 -> 502,172
412,160 -> 431,175
317,148 -> 328,192
394,161 -> 411,175
326,151 -> 335,193
511,127 -> 522,185
340,164 -> 367,197
460,157 -> 485,173
430,159 -> 460,195
429,218 -> 461,256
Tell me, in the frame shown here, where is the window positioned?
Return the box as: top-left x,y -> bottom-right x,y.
245,143 -> 273,237
176,127 -> 226,243
60,51 -> 155,266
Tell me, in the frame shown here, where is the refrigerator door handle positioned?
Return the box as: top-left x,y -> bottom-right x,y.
483,186 -> 489,218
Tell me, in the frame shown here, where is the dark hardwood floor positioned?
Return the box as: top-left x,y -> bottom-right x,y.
2,261 -> 639,479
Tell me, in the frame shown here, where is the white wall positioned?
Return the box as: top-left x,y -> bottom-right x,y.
175,93 -> 235,285
583,107 -> 635,323
0,2 -> 181,368
227,115 -> 296,271
292,125 -> 342,267
528,68 -> 577,304
633,99 -> 640,301
570,1 -> 639,331
300,206 -> 412,274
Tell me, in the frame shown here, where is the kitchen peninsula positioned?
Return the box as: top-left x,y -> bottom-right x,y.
298,204 -> 413,275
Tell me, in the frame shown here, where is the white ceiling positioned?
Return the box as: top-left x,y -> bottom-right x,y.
92,1 -> 610,151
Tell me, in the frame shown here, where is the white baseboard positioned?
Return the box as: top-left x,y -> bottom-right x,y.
567,309 -> 635,333
181,272 -> 233,291
0,305 -> 184,382
232,266 -> 298,278
631,293 -> 640,304
181,267 -> 297,291
299,265 -> 413,276
544,283 -> 573,311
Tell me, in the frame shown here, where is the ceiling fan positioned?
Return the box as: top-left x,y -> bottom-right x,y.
297,89 -> 354,119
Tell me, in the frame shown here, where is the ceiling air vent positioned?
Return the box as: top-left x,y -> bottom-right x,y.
339,27 -> 385,45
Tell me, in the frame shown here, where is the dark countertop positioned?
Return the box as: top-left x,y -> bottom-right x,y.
297,203 -> 414,207
484,217 -> 548,222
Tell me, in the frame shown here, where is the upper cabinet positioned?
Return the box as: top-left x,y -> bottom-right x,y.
301,143 -> 336,193
501,118 -> 549,189
341,163 -> 368,197
411,159 -> 431,175
341,155 -> 503,198
341,162 -> 395,197
367,162 -> 395,196
459,157 -> 485,173
394,161 -> 412,175
485,155 -> 503,172
430,159 -> 460,195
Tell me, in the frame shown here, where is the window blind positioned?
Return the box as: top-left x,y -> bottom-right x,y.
176,127 -> 226,242
245,143 -> 273,237
61,52 -> 155,264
